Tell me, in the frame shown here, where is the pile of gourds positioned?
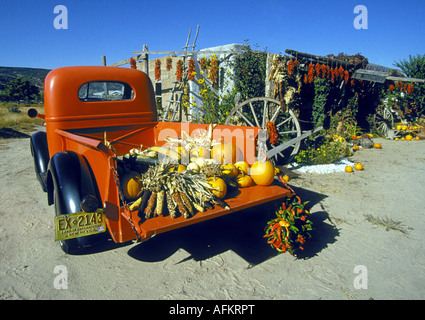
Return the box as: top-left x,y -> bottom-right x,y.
118,127 -> 278,220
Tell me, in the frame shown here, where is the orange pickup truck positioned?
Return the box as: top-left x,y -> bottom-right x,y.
28,66 -> 290,253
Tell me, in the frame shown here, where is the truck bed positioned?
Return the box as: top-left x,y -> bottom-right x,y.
129,181 -> 291,241
54,121 -> 292,243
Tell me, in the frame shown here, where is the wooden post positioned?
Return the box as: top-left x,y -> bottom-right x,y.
141,44 -> 149,75
101,56 -> 108,97
265,53 -> 274,98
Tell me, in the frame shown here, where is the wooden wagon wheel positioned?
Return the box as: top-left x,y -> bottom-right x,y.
225,97 -> 302,164
374,106 -> 394,136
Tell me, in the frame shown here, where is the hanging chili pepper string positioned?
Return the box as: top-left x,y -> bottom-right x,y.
154,59 -> 161,82
188,58 -> 196,81
130,57 -> 137,69
166,57 -> 172,71
176,60 -> 183,82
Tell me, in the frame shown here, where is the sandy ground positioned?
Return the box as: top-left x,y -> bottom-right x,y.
1,127 -> 425,301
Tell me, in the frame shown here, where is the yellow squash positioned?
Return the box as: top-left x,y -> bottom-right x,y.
249,160 -> 275,186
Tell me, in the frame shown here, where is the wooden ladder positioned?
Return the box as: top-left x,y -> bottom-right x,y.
160,26 -> 199,122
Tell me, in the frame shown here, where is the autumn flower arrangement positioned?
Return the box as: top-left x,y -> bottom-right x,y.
264,177 -> 313,255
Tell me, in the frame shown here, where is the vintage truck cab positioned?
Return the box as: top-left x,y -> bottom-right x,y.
29,66 -> 290,254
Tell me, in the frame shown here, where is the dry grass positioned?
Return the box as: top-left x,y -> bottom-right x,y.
364,214 -> 408,234
0,102 -> 45,135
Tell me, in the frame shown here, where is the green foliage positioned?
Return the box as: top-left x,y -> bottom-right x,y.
7,103 -> 20,113
191,76 -> 237,124
394,54 -> 425,79
231,41 -> 267,99
393,54 -> 425,117
312,77 -> 331,127
295,134 -> 350,165
2,77 -> 40,102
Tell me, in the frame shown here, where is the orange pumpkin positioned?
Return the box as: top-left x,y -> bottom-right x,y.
237,174 -> 253,188
221,163 -> 238,177
345,166 -> 353,173
354,163 -> 364,171
234,161 -> 249,175
121,171 -> 143,200
373,143 -> 382,149
249,160 -> 275,186
207,177 -> 227,198
211,142 -> 240,164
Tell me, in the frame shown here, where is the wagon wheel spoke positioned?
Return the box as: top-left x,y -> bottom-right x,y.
270,103 -> 281,123
278,130 -> 299,135
374,107 -> 394,136
225,97 -> 302,164
261,99 -> 268,128
236,110 -> 255,127
249,102 -> 260,127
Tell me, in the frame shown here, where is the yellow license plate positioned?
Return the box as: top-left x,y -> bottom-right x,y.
54,209 -> 106,241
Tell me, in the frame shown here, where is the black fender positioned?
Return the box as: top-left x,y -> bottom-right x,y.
47,150 -> 104,253
47,150 -> 101,212
30,131 -> 50,192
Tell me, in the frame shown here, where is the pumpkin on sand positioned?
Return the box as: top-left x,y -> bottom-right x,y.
354,163 -> 364,171
373,143 -> 382,149
249,160 -> 275,186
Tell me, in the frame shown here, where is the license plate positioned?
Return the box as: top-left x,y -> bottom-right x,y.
54,209 -> 106,241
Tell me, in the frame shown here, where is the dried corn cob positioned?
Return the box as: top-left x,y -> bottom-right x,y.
192,201 -> 205,213
166,190 -> 177,218
172,192 -> 188,218
145,192 -> 157,219
179,191 -> 194,216
137,189 -> 151,219
212,196 -> 230,210
129,196 -> 142,211
154,190 -> 165,217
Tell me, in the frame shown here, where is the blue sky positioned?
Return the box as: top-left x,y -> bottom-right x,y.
0,0 -> 424,71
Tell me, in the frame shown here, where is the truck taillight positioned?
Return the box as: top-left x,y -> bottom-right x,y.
81,195 -> 99,213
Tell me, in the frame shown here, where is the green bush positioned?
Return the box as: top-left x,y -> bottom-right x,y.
231,41 -> 267,100
295,135 -> 351,165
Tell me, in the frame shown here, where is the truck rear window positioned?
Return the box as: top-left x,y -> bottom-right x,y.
78,81 -> 134,101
